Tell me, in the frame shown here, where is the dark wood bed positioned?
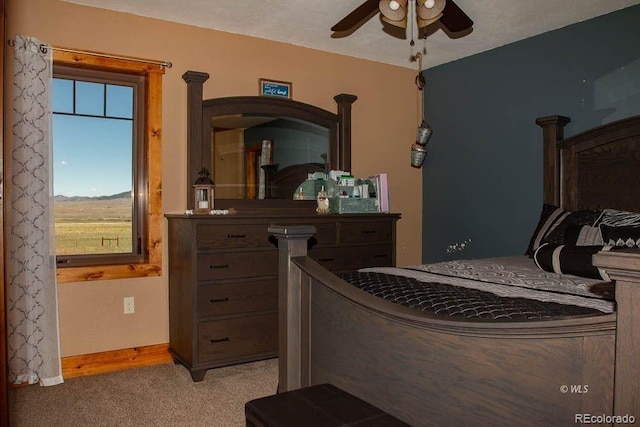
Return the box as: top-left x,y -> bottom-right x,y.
267,162 -> 324,200
269,114 -> 640,426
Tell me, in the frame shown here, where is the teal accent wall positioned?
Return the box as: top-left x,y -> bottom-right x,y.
422,5 -> 640,263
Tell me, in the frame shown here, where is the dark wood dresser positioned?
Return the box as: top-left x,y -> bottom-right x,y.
165,212 -> 400,381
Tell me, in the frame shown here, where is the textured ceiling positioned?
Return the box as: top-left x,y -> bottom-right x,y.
63,0 -> 639,69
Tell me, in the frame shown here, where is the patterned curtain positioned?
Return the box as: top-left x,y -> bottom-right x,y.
8,35 -> 63,386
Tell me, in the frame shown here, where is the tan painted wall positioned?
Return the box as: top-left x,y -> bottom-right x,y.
5,0 -> 422,356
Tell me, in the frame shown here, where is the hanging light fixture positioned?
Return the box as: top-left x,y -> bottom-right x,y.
378,1 -> 437,167
379,0 -> 409,27
416,0 -> 446,27
380,0 -> 447,29
330,0 -> 473,39
411,51 -> 432,168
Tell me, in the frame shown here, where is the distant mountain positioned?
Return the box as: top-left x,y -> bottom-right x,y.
54,191 -> 131,202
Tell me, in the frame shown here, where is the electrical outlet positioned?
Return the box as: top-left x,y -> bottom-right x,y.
124,297 -> 135,314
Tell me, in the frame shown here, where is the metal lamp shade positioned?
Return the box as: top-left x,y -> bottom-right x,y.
417,14 -> 443,28
411,143 -> 428,168
417,0 -> 446,20
416,0 -> 445,27
380,0 -> 408,27
416,121 -> 433,146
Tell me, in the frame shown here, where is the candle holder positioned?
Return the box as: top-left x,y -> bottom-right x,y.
193,168 -> 215,214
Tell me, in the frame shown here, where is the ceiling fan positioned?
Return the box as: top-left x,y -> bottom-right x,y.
331,0 -> 473,34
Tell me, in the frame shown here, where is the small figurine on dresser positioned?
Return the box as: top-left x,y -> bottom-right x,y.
316,186 -> 330,214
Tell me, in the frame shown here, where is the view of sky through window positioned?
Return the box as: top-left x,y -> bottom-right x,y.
52,78 -> 134,198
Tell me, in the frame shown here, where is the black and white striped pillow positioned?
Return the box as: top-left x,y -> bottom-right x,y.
564,225 -> 604,246
525,205 -> 602,257
533,244 -> 612,280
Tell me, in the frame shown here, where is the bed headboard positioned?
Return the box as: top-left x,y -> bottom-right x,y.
268,163 -> 324,200
536,115 -> 640,212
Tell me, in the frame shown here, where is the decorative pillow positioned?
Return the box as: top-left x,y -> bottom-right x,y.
564,225 -> 604,246
533,244 -> 611,280
594,209 -> 640,227
600,224 -> 640,248
525,204 -> 602,257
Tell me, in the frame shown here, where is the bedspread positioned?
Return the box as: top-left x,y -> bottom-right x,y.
353,256 -> 614,318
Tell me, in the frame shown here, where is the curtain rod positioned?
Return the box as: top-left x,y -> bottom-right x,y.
7,39 -> 172,68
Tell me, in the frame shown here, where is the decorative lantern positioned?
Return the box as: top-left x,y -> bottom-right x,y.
193,168 -> 215,214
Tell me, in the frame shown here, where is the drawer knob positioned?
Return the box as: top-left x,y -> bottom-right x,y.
210,337 -> 230,344
210,264 -> 229,269
361,230 -> 375,234
210,297 -> 229,303
227,234 -> 246,238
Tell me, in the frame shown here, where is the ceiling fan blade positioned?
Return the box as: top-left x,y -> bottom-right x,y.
331,0 -> 380,32
439,0 -> 473,33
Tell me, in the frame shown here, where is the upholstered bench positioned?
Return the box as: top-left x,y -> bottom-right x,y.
245,383 -> 410,426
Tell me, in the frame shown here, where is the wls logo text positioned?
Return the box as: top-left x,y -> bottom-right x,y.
560,384 -> 589,394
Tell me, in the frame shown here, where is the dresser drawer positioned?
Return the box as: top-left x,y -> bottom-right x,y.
198,280 -> 278,317
311,243 -> 392,272
198,313 -> 278,363
197,250 -> 278,281
311,222 -> 337,245
198,224 -> 273,250
339,221 -> 392,244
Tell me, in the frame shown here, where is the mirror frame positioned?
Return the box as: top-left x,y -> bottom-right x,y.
183,70 -> 357,211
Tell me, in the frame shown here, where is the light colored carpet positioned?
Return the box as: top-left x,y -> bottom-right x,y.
10,358 -> 278,427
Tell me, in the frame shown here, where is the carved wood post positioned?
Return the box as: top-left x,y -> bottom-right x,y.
182,71 -> 209,209
535,115 -> 571,207
593,250 -> 640,420
334,94 -> 357,172
268,224 -> 316,392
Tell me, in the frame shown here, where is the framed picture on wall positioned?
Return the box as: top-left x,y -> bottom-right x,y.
259,78 -> 292,99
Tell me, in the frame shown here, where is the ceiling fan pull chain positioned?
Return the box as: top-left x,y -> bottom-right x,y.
423,30 -> 428,54
410,0 -> 416,46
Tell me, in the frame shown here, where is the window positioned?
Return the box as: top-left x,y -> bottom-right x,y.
53,67 -> 145,266
52,51 -> 164,283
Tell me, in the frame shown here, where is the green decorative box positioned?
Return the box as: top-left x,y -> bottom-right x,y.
329,197 -> 378,214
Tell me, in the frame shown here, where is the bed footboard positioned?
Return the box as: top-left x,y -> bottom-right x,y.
269,225 -> 632,426
594,249 -> 640,419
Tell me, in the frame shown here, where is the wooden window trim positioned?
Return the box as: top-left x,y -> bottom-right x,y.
53,50 -> 163,283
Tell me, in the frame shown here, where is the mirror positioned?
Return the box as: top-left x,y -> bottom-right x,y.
211,114 -> 329,200
183,70 -> 357,210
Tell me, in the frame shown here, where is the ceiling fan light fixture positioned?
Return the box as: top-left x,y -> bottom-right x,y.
417,0 -> 446,21
417,13 -> 442,28
331,0 -> 472,36
381,14 -> 408,28
379,0 -> 408,23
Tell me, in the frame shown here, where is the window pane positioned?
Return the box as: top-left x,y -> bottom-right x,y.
53,114 -> 134,256
106,84 -> 133,118
52,78 -> 74,113
75,81 -> 104,116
